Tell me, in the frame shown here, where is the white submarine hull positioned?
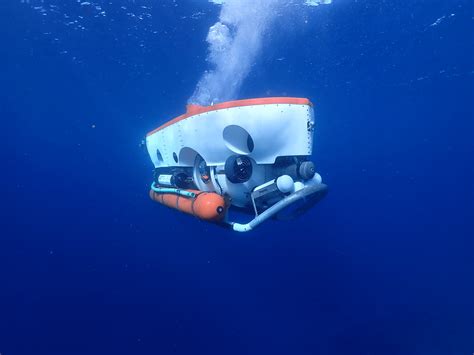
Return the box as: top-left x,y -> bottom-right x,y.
146,97 -> 327,232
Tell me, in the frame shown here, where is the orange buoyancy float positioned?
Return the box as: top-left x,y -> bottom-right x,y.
149,189 -> 227,222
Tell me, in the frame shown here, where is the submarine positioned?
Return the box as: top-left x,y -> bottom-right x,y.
145,97 -> 327,232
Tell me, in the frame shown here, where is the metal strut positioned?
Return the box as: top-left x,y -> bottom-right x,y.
150,182 -> 196,198
222,183 -> 328,232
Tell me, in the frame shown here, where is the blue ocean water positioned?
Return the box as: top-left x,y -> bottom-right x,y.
1,0 -> 473,354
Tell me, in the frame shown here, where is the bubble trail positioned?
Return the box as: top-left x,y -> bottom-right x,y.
188,0 -> 332,106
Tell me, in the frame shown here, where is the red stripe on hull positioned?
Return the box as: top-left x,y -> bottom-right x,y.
146,97 -> 312,137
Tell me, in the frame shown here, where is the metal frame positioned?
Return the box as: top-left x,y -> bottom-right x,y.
222,183 -> 328,232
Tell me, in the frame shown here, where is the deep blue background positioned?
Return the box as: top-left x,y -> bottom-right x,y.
1,0 -> 473,354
